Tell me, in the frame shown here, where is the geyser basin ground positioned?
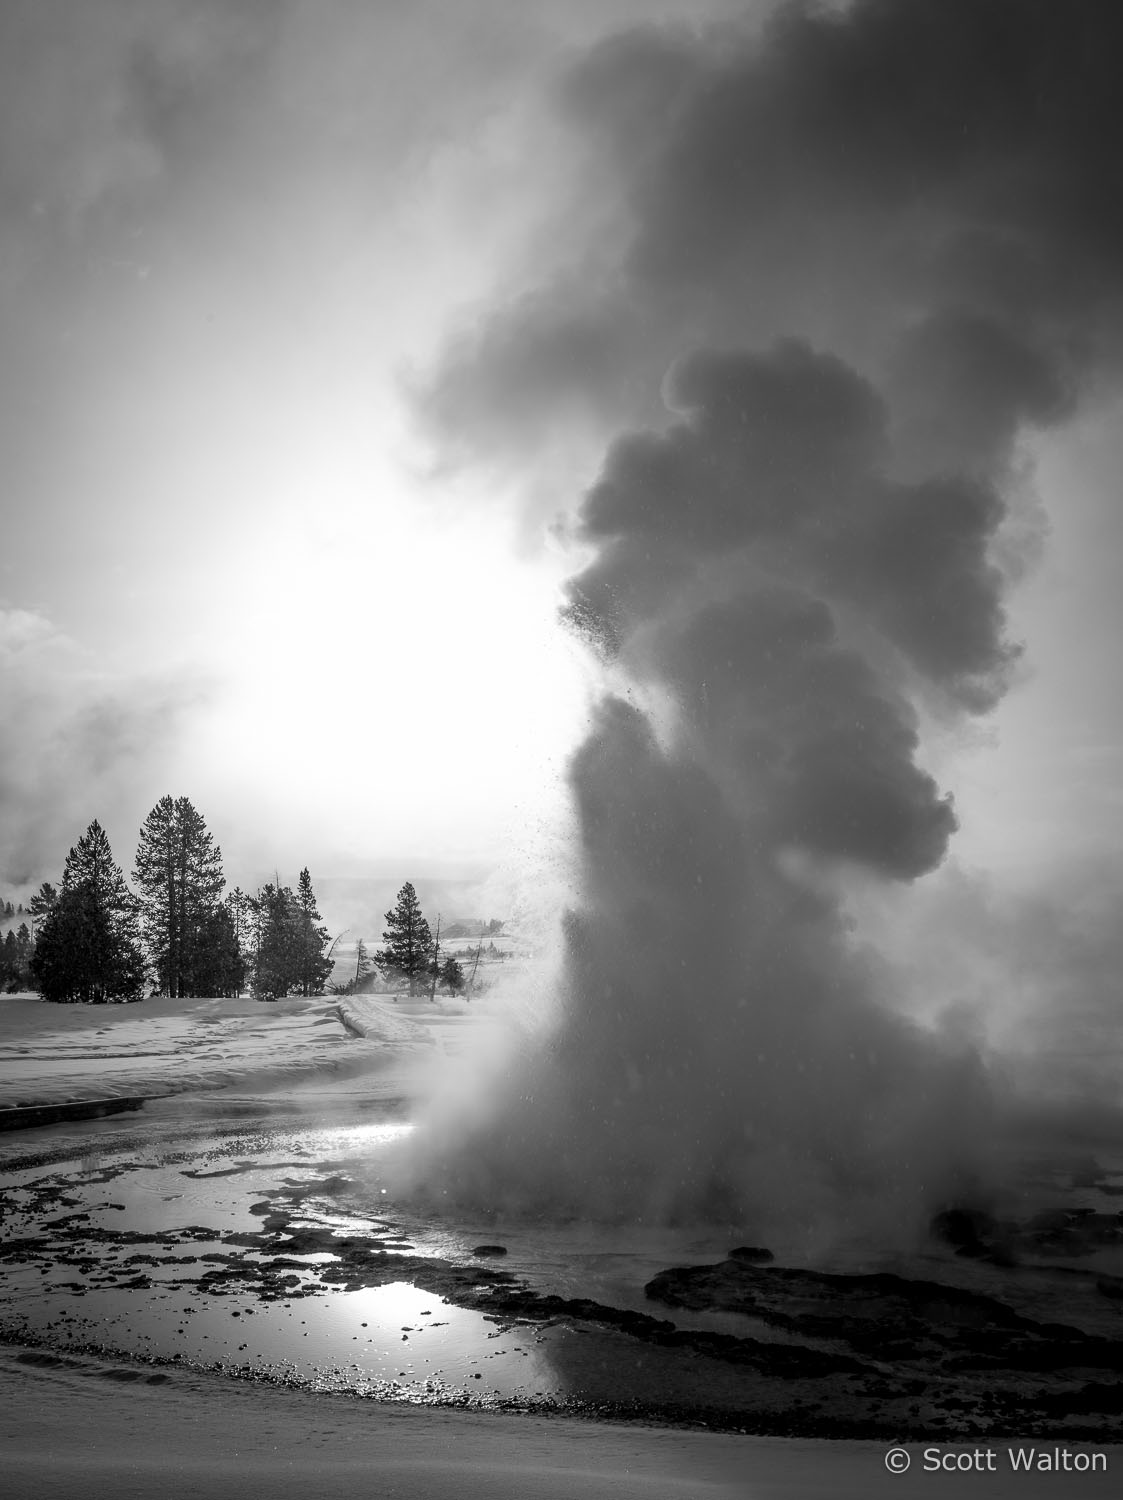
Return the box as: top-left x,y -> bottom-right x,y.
3,1086 -> 1122,1442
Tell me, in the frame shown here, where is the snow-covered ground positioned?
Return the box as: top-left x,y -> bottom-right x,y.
0,991 -> 436,1110
0,1344 -> 763,1499
2,1343 -> 1116,1500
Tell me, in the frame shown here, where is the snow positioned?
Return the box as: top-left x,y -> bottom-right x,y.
3,1345 -> 1116,1499
0,1345 -> 748,1499
0,991 -> 434,1110
334,993 -> 440,1044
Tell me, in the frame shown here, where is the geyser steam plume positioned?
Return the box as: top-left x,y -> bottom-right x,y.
412,345 -> 999,1236
406,0 -> 1123,1236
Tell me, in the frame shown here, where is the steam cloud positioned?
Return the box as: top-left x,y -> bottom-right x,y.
0,609 -> 206,888
406,0 -> 1123,1237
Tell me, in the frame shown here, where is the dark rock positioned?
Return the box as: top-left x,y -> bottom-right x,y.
472,1244 -> 508,1257
930,1207 -> 1020,1265
929,1207 -> 997,1250
643,1256 -> 1123,1373
0,1097 -> 145,1133
728,1245 -> 774,1263
975,1244 -> 1020,1269
473,1280 -> 865,1378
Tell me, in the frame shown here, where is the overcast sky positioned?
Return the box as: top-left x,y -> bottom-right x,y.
2,0 -> 1120,907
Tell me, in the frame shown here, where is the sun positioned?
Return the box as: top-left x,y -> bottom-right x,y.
182,449 -> 590,870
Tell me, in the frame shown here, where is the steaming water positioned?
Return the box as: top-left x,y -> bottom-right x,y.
4,1090 -> 1122,1430
2,1103 -> 799,1414
399,341 -> 1020,1235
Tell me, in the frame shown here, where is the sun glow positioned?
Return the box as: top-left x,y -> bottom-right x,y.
182,436 -> 590,870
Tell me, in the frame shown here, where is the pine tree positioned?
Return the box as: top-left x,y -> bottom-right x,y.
375,882 -> 433,996
59,820 -> 146,978
31,880 -> 147,1003
28,882 -> 57,934
188,904 -> 245,998
14,922 -> 33,985
133,796 -> 226,997
440,956 -> 465,997
251,883 -> 303,1001
63,820 -> 137,915
353,938 -> 373,991
225,887 -> 253,988
295,868 -> 333,997
44,821 -> 147,1002
1,930 -> 18,992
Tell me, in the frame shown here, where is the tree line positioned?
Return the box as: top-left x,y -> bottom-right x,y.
22,796 -> 334,1004
0,923 -> 34,991
0,898 -> 34,991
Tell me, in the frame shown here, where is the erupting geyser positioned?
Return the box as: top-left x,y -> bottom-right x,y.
410,344 -> 1001,1236
405,0 -> 1123,1238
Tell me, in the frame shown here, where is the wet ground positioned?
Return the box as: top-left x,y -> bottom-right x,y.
2,1087 -> 1122,1439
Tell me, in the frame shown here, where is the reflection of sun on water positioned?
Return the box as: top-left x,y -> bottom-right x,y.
310,1281 -> 556,1398
344,1279 -> 445,1332
298,1121 -> 414,1158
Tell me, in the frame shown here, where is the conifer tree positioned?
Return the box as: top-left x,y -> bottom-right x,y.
14,922 -> 32,979
31,882 -> 146,1003
63,819 -> 137,917
440,956 -> 465,997
28,882 -> 57,934
59,820 -> 145,965
32,820 -> 147,1003
295,868 -> 333,997
189,904 -> 245,997
248,874 -> 333,1000
133,796 -> 225,997
225,887 -> 254,986
353,938 -> 372,991
1,929 -> 19,992
375,882 -> 433,995
251,882 -> 302,1000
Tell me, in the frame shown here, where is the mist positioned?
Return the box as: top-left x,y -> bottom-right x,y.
0,607 -> 211,888
397,0 -> 1123,1241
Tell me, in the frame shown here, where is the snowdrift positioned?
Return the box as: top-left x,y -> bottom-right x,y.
0,992 -> 432,1110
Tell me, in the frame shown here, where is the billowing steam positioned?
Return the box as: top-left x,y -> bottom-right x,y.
404,0 -> 1123,1238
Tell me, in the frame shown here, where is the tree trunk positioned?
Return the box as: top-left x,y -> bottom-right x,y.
429,915 -> 441,1003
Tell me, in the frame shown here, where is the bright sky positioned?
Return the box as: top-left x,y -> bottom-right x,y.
1,0 -> 1119,906
0,0 -> 615,890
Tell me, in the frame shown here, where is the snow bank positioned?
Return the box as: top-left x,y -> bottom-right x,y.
0,1344 -> 756,1500
0,992 -> 433,1110
333,995 -> 436,1045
